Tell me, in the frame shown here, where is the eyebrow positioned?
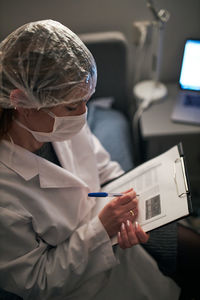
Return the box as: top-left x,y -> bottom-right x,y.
67,99 -> 87,106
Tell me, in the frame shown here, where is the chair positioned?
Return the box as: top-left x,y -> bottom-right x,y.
80,31 -> 137,171
0,288 -> 22,300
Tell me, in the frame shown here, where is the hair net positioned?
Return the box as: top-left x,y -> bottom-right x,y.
0,20 -> 97,109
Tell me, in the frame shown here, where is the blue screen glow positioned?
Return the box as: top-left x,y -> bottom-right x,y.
179,40 -> 200,91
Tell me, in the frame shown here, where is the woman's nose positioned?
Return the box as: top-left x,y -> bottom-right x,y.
78,101 -> 87,114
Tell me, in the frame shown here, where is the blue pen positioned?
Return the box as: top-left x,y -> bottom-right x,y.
88,192 -> 140,197
88,192 -> 123,197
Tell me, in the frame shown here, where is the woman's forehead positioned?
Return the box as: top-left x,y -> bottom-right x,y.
64,82 -> 94,104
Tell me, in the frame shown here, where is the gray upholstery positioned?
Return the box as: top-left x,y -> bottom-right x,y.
81,31 -> 136,168
0,289 -> 22,300
79,32 -> 135,119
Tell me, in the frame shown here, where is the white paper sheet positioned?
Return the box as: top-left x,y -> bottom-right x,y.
92,145 -> 190,244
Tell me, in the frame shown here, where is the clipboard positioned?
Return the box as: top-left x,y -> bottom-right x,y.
174,143 -> 192,212
92,143 -> 192,244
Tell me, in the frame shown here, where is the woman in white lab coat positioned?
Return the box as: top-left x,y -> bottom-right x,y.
0,20 -> 180,299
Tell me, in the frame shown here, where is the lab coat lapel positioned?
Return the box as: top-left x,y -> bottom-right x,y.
0,140 -> 88,189
52,127 -> 100,191
37,157 -> 88,189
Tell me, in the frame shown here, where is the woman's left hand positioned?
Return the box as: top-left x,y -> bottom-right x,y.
118,220 -> 149,249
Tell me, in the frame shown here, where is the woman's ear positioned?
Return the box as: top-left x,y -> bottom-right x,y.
10,89 -> 28,108
10,89 -> 31,118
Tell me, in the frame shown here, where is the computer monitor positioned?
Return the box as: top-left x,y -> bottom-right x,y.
171,39 -> 200,126
179,39 -> 200,92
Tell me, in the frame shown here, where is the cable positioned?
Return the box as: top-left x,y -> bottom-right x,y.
132,93 -> 161,164
132,99 -> 152,164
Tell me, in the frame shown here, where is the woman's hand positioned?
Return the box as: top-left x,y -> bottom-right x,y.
98,188 -> 138,238
118,220 -> 149,249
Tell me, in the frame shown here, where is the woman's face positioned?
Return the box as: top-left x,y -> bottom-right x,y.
15,86 -> 89,133
51,99 -> 87,117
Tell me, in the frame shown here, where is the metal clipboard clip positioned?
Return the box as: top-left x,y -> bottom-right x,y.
173,157 -> 189,197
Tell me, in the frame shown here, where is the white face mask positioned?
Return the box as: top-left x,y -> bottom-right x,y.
15,109 -> 87,142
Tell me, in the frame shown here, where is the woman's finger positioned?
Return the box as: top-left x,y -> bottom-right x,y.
119,222 -> 131,249
117,231 -> 123,247
124,198 -> 138,210
121,188 -> 134,194
125,220 -> 139,245
116,190 -> 137,205
135,222 -> 150,243
118,221 -> 149,249
125,206 -> 138,220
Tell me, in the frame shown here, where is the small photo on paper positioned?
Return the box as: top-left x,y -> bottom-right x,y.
145,195 -> 161,220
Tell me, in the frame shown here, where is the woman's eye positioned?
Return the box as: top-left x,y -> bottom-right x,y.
65,105 -> 78,111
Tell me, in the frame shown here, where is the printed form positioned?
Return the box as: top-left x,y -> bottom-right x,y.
93,145 -> 191,244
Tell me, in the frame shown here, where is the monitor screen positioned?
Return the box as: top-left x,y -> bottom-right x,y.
179,39 -> 200,91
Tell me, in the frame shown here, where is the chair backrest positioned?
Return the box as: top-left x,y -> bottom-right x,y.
79,31 -> 134,118
0,288 -> 22,299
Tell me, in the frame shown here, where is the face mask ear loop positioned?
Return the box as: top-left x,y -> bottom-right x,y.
43,109 -> 56,119
6,133 -> 15,165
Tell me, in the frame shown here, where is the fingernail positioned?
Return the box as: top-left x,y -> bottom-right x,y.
118,231 -> 121,239
135,221 -> 139,229
121,222 -> 125,230
126,219 -> 130,227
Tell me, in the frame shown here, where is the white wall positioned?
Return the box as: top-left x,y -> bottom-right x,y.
1,0 -> 200,83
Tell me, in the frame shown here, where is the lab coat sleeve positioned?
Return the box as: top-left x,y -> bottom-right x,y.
90,131 -> 124,185
0,207 -> 118,299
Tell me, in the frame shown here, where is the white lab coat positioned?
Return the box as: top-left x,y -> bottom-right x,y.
0,125 -> 180,300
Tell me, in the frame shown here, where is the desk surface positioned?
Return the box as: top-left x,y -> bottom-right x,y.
140,83 -> 200,138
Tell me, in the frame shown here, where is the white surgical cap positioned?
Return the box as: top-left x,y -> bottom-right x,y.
0,20 -> 97,109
